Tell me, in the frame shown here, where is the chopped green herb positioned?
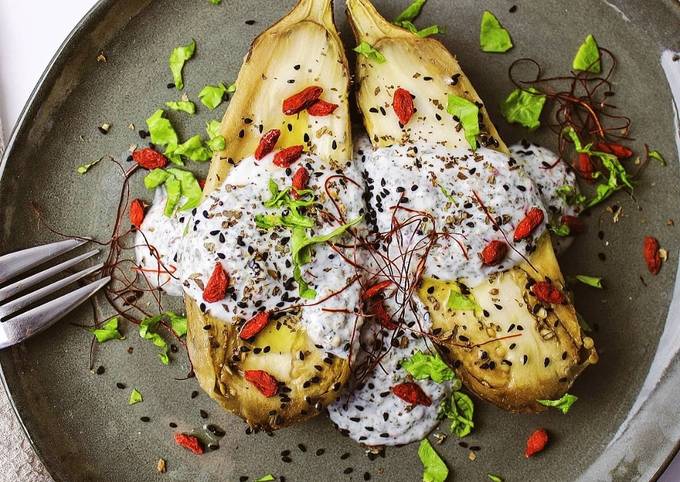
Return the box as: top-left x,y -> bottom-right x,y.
447,286 -> 479,312
139,314 -> 171,365
395,0 -> 426,23
556,185 -> 586,207
439,391 -> 475,437
537,393 -> 578,414
648,149 -> 666,166
447,95 -> 480,150
88,317 -> 124,343
437,183 -> 457,205
166,168 -> 203,211
165,100 -> 196,115
575,275 -> 603,289
572,34 -> 601,74
501,87 -> 546,130
209,0 -> 222,4
291,218 -> 363,267
144,168 -> 201,216
169,39 -> 196,90
146,109 -> 179,148
77,157 -> 102,175
397,20 -> 443,38
199,83 -> 235,110
401,351 -> 455,383
353,41 -> 386,64
207,135 -> 226,152
480,11 -> 513,53
168,135 -> 212,162
128,388 -> 143,405
206,120 -> 221,139
166,311 -> 188,337
293,264 -> 317,300
256,476 -> 275,482
488,475 -> 504,482
418,439 -> 449,482
549,223 -> 570,237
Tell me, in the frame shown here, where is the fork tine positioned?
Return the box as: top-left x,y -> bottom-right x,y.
0,276 -> 111,349
0,249 -> 100,303
0,239 -> 89,284
0,263 -> 104,320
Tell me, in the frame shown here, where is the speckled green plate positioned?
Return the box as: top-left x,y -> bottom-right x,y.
1,1 -> 679,480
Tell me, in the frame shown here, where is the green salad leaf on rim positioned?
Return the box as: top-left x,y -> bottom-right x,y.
480,11 -> 513,53
447,95 -> 480,150
572,34 -> 601,74
169,39 -> 196,90
418,439 -> 449,482
501,87 -> 546,130
354,41 -> 386,64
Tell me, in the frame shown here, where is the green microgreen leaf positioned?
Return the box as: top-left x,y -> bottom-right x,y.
293,264 -> 317,300
209,0 -> 222,4
537,393 -> 578,414
418,439 -> 449,482
480,11 -> 513,53
165,100 -> 196,115
199,83 -> 235,110
139,314 -> 171,365
255,476 -> 275,482
447,285 -> 479,312
146,109 -> 179,148
488,475 -> 504,482
395,0 -> 426,23
501,88 -> 546,130
439,391 -> 475,437
549,224 -> 570,237
169,39 -> 196,90
353,41 -> 386,64
572,34 -> 601,74
77,157 -> 103,175
575,275 -> 603,289
144,168 -> 201,217
88,317 -> 124,343
401,351 -> 455,383
167,311 -> 188,337
446,95 -> 480,150
648,149 -> 666,166
169,135 -> 212,162
128,388 -> 143,405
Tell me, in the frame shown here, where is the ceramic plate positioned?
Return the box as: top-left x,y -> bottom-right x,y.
1,1 -> 679,480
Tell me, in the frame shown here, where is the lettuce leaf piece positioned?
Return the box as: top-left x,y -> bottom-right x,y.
293,264 -> 317,300
575,275 -> 603,289
209,0 -> 222,4
291,217 -> 363,266
77,157 -> 102,175
401,351 -> 455,383
501,88 -> 546,130
353,41 -> 386,64
89,317 -> 124,343
139,314 -> 170,365
439,391 -> 475,437
488,475 -> 503,482
166,311 -> 188,337
418,439 -> 449,482
169,40 -> 196,90
648,149 -> 666,166
537,393 -> 578,414
146,109 -> 179,147
395,0 -> 426,23
206,120 -> 222,139
480,11 -> 513,53
446,95 -> 480,150
447,287 -> 479,312
549,223 -> 570,237
128,388 -> 143,405
207,135 -> 226,152
165,100 -> 196,115
572,34 -> 601,74
199,82 -> 235,110
166,168 -> 203,211
171,135 -> 212,162
144,168 -> 171,189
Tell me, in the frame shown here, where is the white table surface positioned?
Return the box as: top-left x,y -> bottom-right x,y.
0,1 -> 678,481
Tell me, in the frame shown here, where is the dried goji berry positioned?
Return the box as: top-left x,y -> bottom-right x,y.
525,428 -> 549,458
643,236 -> 662,275
361,280 -> 394,300
129,199 -> 146,229
291,166 -> 310,199
255,129 -> 281,160
273,145 -> 304,167
576,152 -> 594,181
203,262 -> 229,303
239,311 -> 271,340
307,99 -> 338,116
480,240 -> 508,266
282,86 -> 323,115
595,142 -> 633,159
174,433 -> 204,455
393,87 -> 415,126
392,382 -> 432,406
513,208 -> 545,242
560,215 -> 585,235
371,299 -> 398,330
198,178 -> 206,190
244,370 -> 279,397
532,281 -> 565,305
132,147 -> 168,169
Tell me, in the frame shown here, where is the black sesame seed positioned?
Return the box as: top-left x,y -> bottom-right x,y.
364,472 -> 371,480
167,82 -> 176,89
343,468 -> 353,475
200,409 -> 209,419
316,448 -> 325,456
240,477 -> 249,482
509,4 -> 517,12
281,449 -> 291,457
169,422 -> 177,428
140,416 -> 150,422
282,456 -> 292,463
245,19 -> 256,25
95,366 -> 105,375
116,382 -> 126,389
298,443 -> 307,452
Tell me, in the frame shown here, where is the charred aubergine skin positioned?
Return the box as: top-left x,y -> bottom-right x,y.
346,0 -> 597,412
186,0 -> 353,430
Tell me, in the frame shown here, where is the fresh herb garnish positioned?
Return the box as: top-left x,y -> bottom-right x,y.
439,391 -> 475,437
572,34 -> 601,74
146,109 -> 179,149
418,439 -> 449,482
169,39 -> 196,90
128,388 -> 143,405
401,351 -> 456,383
488,475 -> 504,482
165,100 -> 196,115
255,475 -> 275,482
353,41 -> 386,64
144,168 -> 202,216
437,183 -> 457,205
88,317 -> 124,343
549,223 -> 570,237
398,21 -> 443,38
501,87 -> 546,130
393,0 -> 442,38
199,83 -> 235,110
575,275 -> 603,289
480,11 -> 513,53
77,157 -> 103,175
447,284 -> 479,312
209,0 -> 222,4
166,135 -> 213,163
648,149 -> 666,166
556,185 -> 586,207
206,120 -> 221,139
446,95 -> 480,150
205,120 -> 226,152
537,393 -> 578,414
138,312 -> 186,365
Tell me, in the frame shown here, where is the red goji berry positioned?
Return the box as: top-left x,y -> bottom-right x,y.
480,240 -> 508,266
239,311 -> 271,340
273,145 -> 304,167
244,370 -> 279,397
255,129 -> 281,160
643,236 -> 662,275
576,153 -> 594,181
198,178 -> 206,190
132,147 -> 168,169
371,299 -> 398,330
291,166 -> 310,199
595,142 -> 633,159
203,262 -> 229,303
393,87 -> 415,126
525,428 -> 549,458
532,281 -> 565,305
129,199 -> 146,229
174,433 -> 204,455
282,86 -> 323,115
392,382 -> 432,406
307,99 -> 339,116
560,215 -> 585,235
361,280 -> 394,300
513,208 -> 545,242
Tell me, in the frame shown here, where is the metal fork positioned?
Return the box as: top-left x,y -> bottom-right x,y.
0,239 -> 110,349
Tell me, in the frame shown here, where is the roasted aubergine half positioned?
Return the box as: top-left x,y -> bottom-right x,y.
346,0 -> 597,412
185,0 -> 361,430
